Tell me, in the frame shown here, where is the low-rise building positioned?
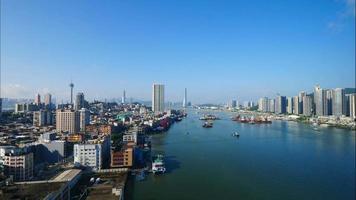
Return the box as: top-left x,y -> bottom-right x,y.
111,146 -> 133,168
2,147 -> 34,181
73,136 -> 110,171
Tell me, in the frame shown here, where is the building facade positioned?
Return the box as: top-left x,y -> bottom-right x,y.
79,108 -> 90,132
275,96 -> 287,114
348,93 -> 356,119
111,147 -> 133,168
33,110 -> 53,126
286,97 -> 294,114
152,84 -> 165,113
75,92 -> 85,110
56,109 -> 80,134
292,96 -> 300,114
332,88 -> 346,117
314,85 -> 327,116
3,148 -> 34,181
73,136 -> 110,171
303,95 -> 313,116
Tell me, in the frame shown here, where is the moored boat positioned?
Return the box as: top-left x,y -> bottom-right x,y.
152,154 -> 166,174
203,121 -> 213,128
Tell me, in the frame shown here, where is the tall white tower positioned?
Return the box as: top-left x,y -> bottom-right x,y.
122,90 -> 126,104
183,88 -> 187,108
152,84 -> 165,113
69,82 -> 74,104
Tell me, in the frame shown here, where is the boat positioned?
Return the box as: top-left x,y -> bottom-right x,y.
199,114 -> 220,120
232,132 -> 240,137
313,127 -> 321,132
152,154 -> 166,174
202,121 -> 213,128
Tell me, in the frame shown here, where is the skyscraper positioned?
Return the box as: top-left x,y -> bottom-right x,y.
56,109 -> 80,134
230,99 -> 237,108
44,93 -> 52,108
183,88 -> 187,108
293,96 -> 299,114
122,90 -> 126,104
348,93 -> 356,119
326,90 -> 333,115
298,91 -> 306,114
332,88 -> 346,116
286,97 -> 294,114
79,108 -> 90,132
258,97 -> 269,112
303,95 -> 313,116
152,84 -> 165,113
269,99 -> 275,113
314,85 -> 327,116
275,96 -> 287,114
75,92 -> 85,110
35,93 -> 41,105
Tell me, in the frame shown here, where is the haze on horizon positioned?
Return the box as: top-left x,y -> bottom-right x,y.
1,0 -> 355,104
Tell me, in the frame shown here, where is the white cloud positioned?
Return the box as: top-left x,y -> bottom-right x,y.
328,0 -> 355,32
1,84 -> 33,98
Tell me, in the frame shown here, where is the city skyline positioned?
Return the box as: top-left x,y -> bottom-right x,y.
1,0 -> 355,103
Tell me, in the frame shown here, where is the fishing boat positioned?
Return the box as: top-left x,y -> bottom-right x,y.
232,132 -> 240,137
202,121 -> 213,128
152,154 -> 166,174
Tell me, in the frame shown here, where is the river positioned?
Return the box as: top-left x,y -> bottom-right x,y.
126,110 -> 355,200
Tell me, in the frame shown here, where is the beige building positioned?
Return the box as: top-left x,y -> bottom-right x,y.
3,151 -> 34,181
111,147 -> 133,168
56,109 -> 80,134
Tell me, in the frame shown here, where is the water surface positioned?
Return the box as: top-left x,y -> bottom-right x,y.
127,110 -> 355,200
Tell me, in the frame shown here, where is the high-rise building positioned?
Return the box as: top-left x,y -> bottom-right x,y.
75,92 -> 85,110
303,95 -> 313,116
183,88 -> 187,108
56,109 -> 80,134
326,90 -> 333,115
293,96 -> 299,114
35,93 -> 41,105
269,99 -> 275,113
298,91 -> 306,114
286,97 -> 294,114
152,84 -> 165,113
33,110 -> 53,126
258,97 -> 269,112
332,88 -> 346,117
314,85 -> 327,116
44,93 -> 52,109
122,90 -> 126,104
79,108 -> 90,132
348,93 -> 356,119
275,96 -> 287,114
230,99 -> 237,108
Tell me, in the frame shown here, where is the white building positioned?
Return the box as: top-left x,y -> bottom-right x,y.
74,136 -> 110,171
123,133 -> 137,144
79,108 -> 90,132
348,93 -> 356,119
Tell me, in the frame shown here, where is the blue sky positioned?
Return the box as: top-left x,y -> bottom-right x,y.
1,0 -> 355,103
